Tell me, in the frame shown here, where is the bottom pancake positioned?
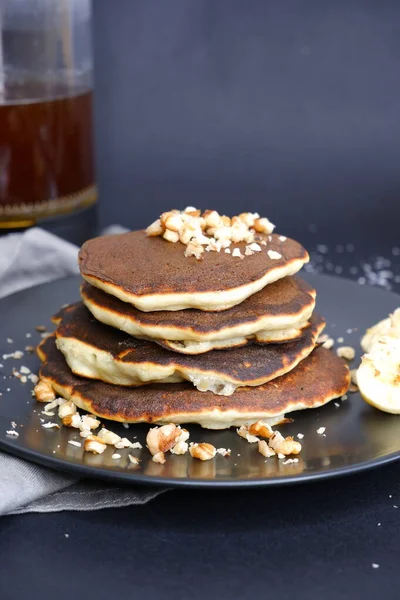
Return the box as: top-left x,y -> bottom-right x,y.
38,335 -> 350,429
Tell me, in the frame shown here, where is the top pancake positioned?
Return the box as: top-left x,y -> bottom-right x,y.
80,276 -> 316,347
38,335 -> 350,429
79,230 -> 309,311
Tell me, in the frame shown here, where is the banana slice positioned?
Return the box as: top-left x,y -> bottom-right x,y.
357,336 -> 400,414
361,308 -> 400,353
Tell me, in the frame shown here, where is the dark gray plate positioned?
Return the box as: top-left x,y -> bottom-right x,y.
0,274 -> 399,488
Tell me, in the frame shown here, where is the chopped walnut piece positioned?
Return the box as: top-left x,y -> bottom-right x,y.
253,217 -> 275,234
84,435 -> 107,454
318,333 -> 329,344
248,242 -> 262,252
146,209 -> 279,259
43,398 -> 59,414
58,401 -> 77,420
189,443 -> 216,461
146,424 -> 181,456
248,420 -> 273,439
268,431 -> 302,455
267,250 -> 282,260
337,346 -> 356,361
258,440 -> 276,458
232,248 -> 244,259
204,210 -> 222,228
81,414 -> 101,431
176,427 -> 190,444
216,447 -> 231,457
164,213 -> 183,232
322,338 -> 335,350
184,242 -> 204,260
146,218 -> 163,236
34,379 -> 56,402
244,247 -> 254,256
97,428 -> 122,445
62,413 -> 82,429
163,229 -> 179,243
170,441 -> 189,455
237,425 -> 259,443
128,454 -> 140,465
152,451 -> 166,464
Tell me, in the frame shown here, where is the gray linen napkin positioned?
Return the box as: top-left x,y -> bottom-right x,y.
0,227 -> 165,515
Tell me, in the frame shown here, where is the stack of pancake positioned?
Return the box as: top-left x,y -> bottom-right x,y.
38,211 -> 350,429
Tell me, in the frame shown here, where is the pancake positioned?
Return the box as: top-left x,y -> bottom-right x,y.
38,335 -> 350,429
81,276 -> 316,354
54,303 -> 325,395
79,230 -> 309,312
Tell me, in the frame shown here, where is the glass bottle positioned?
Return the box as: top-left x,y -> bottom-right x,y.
0,0 -> 97,244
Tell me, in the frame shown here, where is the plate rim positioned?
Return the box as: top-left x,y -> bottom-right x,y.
0,436 -> 399,488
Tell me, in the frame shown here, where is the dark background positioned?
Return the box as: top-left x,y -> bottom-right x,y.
92,0 -> 400,256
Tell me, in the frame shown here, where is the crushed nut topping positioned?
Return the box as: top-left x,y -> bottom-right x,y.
68,440 -> 81,448
146,423 -> 181,456
322,338 -> 335,350
152,451 -> 166,464
268,431 -> 302,455
128,454 -> 140,465
34,379 -> 56,402
237,425 -> 260,443
6,430 -> 19,437
248,420 -> 273,439
146,208 -> 277,259
189,442 -> 216,461
258,440 -> 276,458
84,435 -> 107,454
58,400 -> 77,420
97,428 -> 122,446
316,427 -> 326,435
267,250 -> 282,260
216,447 -> 231,457
62,413 -> 83,429
336,346 -> 356,361
42,422 -> 60,430
170,440 -> 189,455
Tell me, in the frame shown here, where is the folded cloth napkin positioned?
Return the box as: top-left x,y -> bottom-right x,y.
0,227 -> 165,516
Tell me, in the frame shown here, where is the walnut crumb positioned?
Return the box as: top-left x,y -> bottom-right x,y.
336,346 -> 355,361
189,443 -> 216,461
258,440 -> 275,458
84,435 -> 107,454
34,379 -> 56,402
237,425 -> 259,443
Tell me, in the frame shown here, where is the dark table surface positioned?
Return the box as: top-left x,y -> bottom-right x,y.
1,463 -> 399,600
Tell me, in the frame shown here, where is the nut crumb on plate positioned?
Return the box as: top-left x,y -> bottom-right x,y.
84,435 -> 107,454
189,443 -> 216,461
336,346 -> 355,361
258,440 -> 275,458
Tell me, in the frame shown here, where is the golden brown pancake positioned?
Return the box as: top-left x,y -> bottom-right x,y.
79,230 -> 309,311
80,277 -> 316,354
38,335 -> 350,429
54,303 -> 325,395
